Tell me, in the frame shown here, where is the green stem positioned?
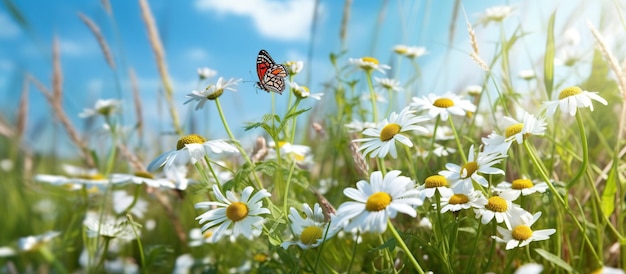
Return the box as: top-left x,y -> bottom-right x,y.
39,246 -> 69,274
365,71 -> 379,122
126,214 -> 146,272
567,112 -> 589,187
346,231 -> 360,273
387,221 -> 425,274
283,158 -> 297,218
448,115 -> 467,163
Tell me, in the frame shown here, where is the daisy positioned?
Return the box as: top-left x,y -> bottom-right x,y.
268,141 -> 313,166
184,77 -> 242,110
518,69 -> 536,80
188,227 -> 222,246
393,45 -> 428,59
344,119 -> 376,133
465,85 -> 483,97
514,263 -> 544,274
147,134 -> 238,172
335,170 -> 422,233
112,190 -> 148,218
34,164 -> 126,191
543,86 -> 608,117
197,67 -> 217,79
349,56 -> 390,74
417,175 -> 454,200
195,184 -> 271,242
474,195 -> 525,229
84,212 -> 138,241
354,106 -> 429,159
281,203 -> 340,249
111,166 -> 191,190
360,92 -> 387,103
285,60 -> 304,75
439,145 -> 506,189
17,231 -> 61,252
493,211 -> 556,250
375,77 -> 403,92
482,111 -> 547,154
479,5 -> 514,24
79,99 -> 122,118
290,82 -> 323,100
411,93 -> 476,121
493,179 -> 549,200
439,185 -> 487,213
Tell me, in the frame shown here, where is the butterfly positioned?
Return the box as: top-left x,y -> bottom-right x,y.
256,49 -> 289,94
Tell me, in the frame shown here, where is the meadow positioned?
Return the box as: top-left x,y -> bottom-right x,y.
0,1 -> 625,273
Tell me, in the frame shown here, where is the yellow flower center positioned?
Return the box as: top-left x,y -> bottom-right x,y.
205,85 -> 223,100
294,85 -> 310,98
511,179 -> 533,189
424,175 -> 448,188
449,194 -> 469,205
203,230 -> 213,239
511,225 -> 533,241
277,141 -> 288,148
77,173 -> 105,180
134,171 -> 155,179
226,202 -> 249,222
300,226 -> 323,245
505,123 -> 529,140
176,134 -> 207,150
380,123 -> 401,141
558,86 -> 582,100
253,253 -> 269,262
433,98 -> 455,108
460,161 -> 478,179
394,46 -> 408,55
362,56 -> 380,65
485,196 -> 508,212
365,192 -> 392,212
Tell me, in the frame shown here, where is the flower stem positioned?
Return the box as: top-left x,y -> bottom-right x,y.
387,220 -> 425,274
283,158 -> 297,218
567,111 -> 588,186
448,115 -> 467,163
365,72 -> 379,122
39,246 -> 68,274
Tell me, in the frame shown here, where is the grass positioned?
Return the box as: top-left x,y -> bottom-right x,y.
0,1 -> 625,273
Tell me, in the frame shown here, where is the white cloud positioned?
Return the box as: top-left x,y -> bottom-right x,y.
194,0 -> 317,41
0,13 -> 20,38
59,38 -> 95,57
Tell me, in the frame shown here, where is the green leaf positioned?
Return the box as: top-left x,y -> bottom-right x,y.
600,158 -> 619,217
543,10 -> 556,99
534,248 -> 573,272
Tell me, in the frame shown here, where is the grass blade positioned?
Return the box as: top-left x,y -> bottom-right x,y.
543,11 -> 556,99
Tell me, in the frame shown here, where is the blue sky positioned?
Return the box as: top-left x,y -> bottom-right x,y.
0,0 -> 615,155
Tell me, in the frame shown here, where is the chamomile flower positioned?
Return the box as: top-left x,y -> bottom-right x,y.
195,185 -> 271,242
418,175 -> 454,200
18,231 -> 61,252
439,185 -> 487,213
84,212 -> 139,241
482,111 -> 547,154
184,77 -> 242,110
475,195 -> 525,229
518,69 -> 536,80
267,141 -> 314,168
285,60 -> 304,75
147,134 -> 238,173
34,164 -> 126,191
281,203 -> 340,249
375,77 -> 403,92
79,99 -> 122,118
493,211 -> 556,250
349,56 -> 391,74
344,119 -> 377,133
112,190 -> 148,218
354,106 -> 429,159
360,92 -> 387,103
493,179 -> 548,200
111,167 -> 191,190
543,86 -> 608,117
335,170 -> 422,233
393,45 -> 428,59
197,67 -> 217,79
439,145 -> 506,189
411,93 -> 476,121
188,227 -> 222,246
514,263 -> 544,274
465,85 -> 483,97
479,5 -> 514,24
290,82 -> 323,100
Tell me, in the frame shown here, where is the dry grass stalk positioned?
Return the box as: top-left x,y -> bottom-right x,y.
129,68 -> 143,140
340,0 -> 352,50
31,38 -> 95,168
117,143 -> 145,173
100,0 -> 111,15
251,136 -> 268,163
0,117 -> 14,138
350,139 -> 369,178
17,76 -> 29,139
139,0 -> 182,136
467,22 -> 489,72
314,189 -> 336,223
78,12 -> 116,70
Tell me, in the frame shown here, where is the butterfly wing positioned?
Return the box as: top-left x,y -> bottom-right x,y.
256,50 -> 289,94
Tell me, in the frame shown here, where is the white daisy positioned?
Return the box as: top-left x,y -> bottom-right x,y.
465,85 -> 483,97
349,56 -> 391,74
195,185 -> 271,242
147,134 -> 238,173
197,67 -> 217,79
411,93 -> 476,121
360,92 -> 387,103
285,60 -> 304,75
439,145 -> 506,189
493,211 -> 556,250
267,141 -> 313,167
84,212 -> 138,241
439,184 -> 487,213
188,227 -> 223,246
543,86 -> 608,117
393,45 -> 428,59
482,111 -> 547,154
479,5 -> 514,24
34,164 -> 127,191
493,179 -> 549,200
290,82 -> 323,100
335,170 -> 423,233
111,167 -> 191,190
79,99 -> 122,118
474,195 -> 525,229
184,77 -> 242,110
111,190 -> 148,218
344,119 -> 377,133
281,203 -> 340,249
417,175 -> 454,200
514,263 -> 544,274
354,106 -> 429,159
518,69 -> 536,80
17,231 -> 61,252
375,77 -> 403,92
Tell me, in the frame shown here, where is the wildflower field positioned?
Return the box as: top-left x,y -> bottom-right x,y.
1,0 -> 625,273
